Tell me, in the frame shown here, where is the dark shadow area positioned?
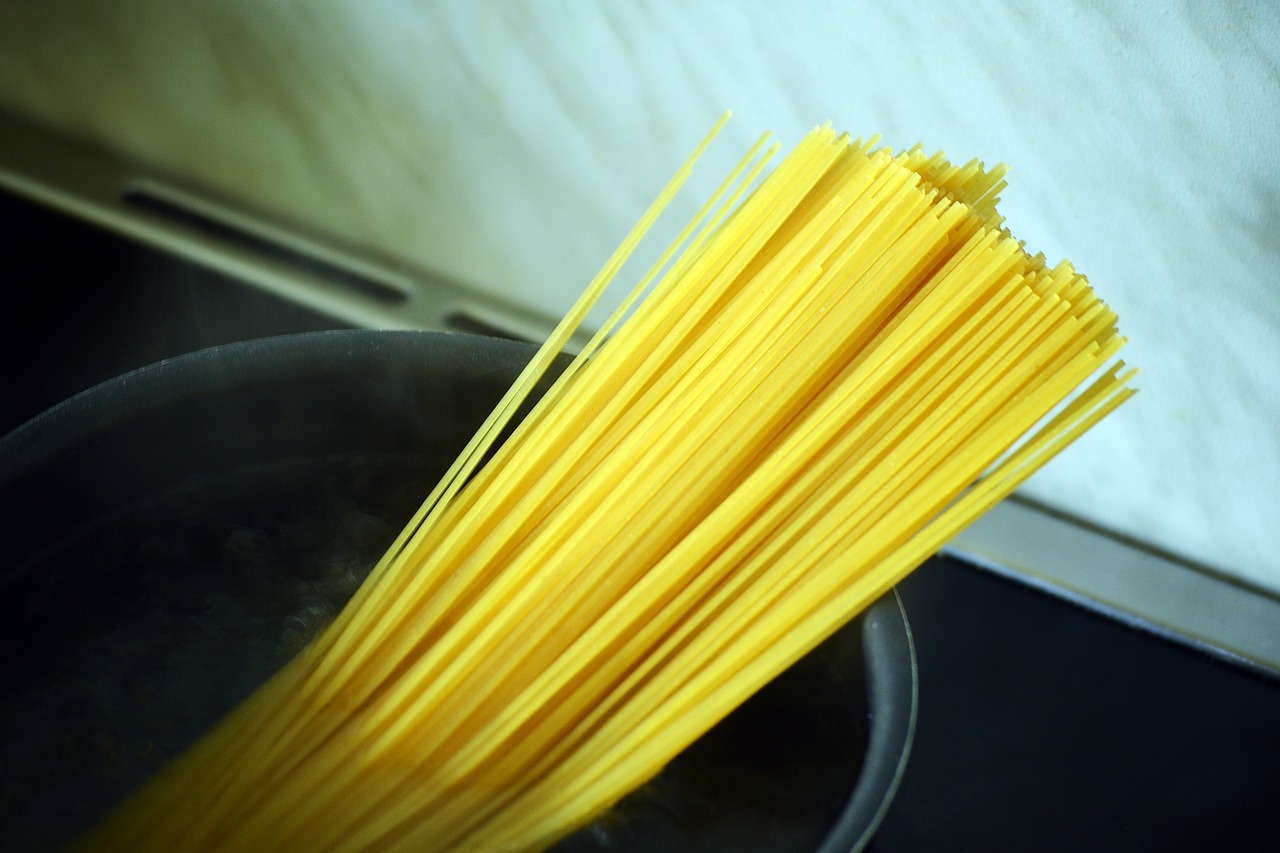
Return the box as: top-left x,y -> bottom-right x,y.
0,188 -> 349,436
875,557 -> 1280,852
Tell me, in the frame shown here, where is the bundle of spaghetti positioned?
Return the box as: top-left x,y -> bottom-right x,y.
83,117 -> 1134,851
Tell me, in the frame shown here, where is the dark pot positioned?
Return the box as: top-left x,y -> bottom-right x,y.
0,330 -> 916,851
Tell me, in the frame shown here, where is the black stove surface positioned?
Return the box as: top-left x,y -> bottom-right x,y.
5,187 -> 1279,852
878,557 -> 1280,852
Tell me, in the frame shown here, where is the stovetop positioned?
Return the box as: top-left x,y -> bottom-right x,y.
881,556 -> 1279,851
4,187 -> 1278,851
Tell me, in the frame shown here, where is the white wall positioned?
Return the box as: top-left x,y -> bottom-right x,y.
1,1 -> 1276,590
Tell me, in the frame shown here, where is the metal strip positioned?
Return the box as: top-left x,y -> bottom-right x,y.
0,109 -> 576,347
946,498 -> 1280,678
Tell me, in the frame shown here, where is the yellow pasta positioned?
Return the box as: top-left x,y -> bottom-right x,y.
81,115 -> 1134,851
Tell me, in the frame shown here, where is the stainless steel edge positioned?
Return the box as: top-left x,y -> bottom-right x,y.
945,498 -> 1280,677
0,109 -> 574,346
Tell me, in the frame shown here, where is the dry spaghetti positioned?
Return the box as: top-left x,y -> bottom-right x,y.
82,115 -> 1134,851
